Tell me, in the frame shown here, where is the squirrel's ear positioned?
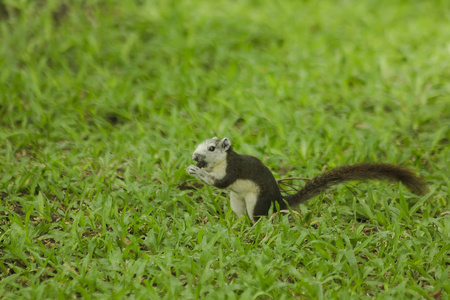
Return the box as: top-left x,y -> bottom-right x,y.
212,137 -> 219,141
220,137 -> 231,150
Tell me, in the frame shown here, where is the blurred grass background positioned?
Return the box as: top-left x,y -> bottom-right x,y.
0,0 -> 449,298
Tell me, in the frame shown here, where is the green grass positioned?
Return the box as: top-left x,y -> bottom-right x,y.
1,0 -> 449,298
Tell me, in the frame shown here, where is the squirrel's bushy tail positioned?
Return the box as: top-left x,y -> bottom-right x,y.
285,163 -> 428,207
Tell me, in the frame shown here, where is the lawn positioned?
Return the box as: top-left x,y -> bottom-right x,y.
0,0 -> 449,298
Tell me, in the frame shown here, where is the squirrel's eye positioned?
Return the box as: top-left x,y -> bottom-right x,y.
208,146 -> 215,151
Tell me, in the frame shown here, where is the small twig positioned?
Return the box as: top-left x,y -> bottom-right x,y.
269,210 -> 302,222
344,184 -> 359,197
64,262 -> 79,276
344,183 -> 366,197
277,177 -> 311,195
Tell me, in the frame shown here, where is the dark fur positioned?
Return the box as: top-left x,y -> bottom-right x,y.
213,148 -> 428,218
213,148 -> 285,216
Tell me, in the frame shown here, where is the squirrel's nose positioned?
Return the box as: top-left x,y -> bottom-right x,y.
192,153 -> 204,162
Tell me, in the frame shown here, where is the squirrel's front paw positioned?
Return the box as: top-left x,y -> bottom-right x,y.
186,165 -> 200,175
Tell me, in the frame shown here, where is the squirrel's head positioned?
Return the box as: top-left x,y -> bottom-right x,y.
192,137 -> 231,170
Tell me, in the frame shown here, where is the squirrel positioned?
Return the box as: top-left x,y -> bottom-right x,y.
186,137 -> 428,221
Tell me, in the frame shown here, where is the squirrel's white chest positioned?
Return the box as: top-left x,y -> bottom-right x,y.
227,179 -> 260,220
208,160 -> 227,179
227,179 -> 260,195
